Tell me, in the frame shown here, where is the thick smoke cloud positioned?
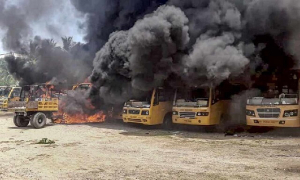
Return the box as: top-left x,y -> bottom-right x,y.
90,5 -> 189,104
59,90 -> 95,115
71,0 -> 168,56
4,36 -> 91,85
88,0 -> 300,108
0,0 -> 73,53
0,0 -> 90,86
2,0 -> 300,111
182,33 -> 250,86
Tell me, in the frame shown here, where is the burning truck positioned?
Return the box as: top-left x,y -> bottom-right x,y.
53,82 -> 106,124
8,83 -> 64,128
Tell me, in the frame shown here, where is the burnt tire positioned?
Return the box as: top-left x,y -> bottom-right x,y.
30,112 -> 47,129
163,114 -> 173,130
13,115 -> 29,127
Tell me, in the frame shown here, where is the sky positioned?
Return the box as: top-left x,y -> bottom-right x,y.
0,0 -> 86,54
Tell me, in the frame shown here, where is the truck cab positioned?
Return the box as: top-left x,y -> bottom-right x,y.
246,71 -> 300,127
172,87 -> 229,126
123,87 -> 174,128
0,86 -> 21,111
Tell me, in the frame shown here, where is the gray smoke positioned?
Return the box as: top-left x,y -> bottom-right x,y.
59,90 -> 94,115
0,0 -> 64,53
228,89 -> 261,126
0,0 -> 91,86
90,5 -> 189,104
182,33 -> 250,86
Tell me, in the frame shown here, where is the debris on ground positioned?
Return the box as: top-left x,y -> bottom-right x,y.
36,138 -> 55,144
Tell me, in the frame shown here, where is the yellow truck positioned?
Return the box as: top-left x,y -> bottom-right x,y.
0,86 -> 21,111
72,83 -> 91,90
172,82 -> 246,131
8,84 -> 64,128
246,71 -> 300,127
123,87 -> 174,129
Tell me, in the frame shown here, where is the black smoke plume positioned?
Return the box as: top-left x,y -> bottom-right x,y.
0,0 -> 91,86
4,36 -> 91,86
90,5 -> 189,105
89,0 -> 300,108
71,0 -> 168,56
2,0 -> 300,112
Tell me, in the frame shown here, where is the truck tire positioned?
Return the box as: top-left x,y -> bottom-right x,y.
163,114 -> 173,130
30,112 -> 47,129
13,115 -> 29,127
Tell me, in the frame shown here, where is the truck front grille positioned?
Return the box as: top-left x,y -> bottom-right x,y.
179,112 -> 196,118
128,119 -> 142,122
128,110 -> 140,115
257,108 -> 280,118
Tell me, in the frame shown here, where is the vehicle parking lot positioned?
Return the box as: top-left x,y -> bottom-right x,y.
1,112 -> 300,180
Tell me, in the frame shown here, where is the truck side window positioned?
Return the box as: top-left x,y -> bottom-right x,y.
158,88 -> 166,102
211,89 -> 220,105
11,89 -> 21,98
153,90 -> 159,106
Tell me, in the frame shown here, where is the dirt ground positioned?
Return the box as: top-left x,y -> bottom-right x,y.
1,113 -> 300,180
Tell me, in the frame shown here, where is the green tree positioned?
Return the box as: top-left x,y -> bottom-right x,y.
0,59 -> 18,86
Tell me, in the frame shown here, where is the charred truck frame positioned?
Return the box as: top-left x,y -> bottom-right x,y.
8,84 -> 65,128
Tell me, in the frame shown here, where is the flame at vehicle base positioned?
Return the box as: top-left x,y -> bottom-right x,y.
54,111 -> 106,124
53,100 -> 106,124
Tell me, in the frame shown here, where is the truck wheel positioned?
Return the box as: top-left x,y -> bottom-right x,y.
163,114 -> 173,130
30,112 -> 47,129
13,115 -> 29,127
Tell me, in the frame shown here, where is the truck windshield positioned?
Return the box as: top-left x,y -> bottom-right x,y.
124,91 -> 152,108
0,87 -> 12,98
174,88 -> 210,107
10,88 -> 21,98
247,94 -> 298,105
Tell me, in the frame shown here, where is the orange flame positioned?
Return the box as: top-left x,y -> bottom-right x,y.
53,93 -> 106,124
54,111 -> 106,124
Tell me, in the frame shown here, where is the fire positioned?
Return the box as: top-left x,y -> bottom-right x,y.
53,93 -> 106,124
54,111 -> 106,124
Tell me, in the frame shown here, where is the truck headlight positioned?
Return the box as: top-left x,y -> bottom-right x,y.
141,110 -> 149,115
196,112 -> 209,116
246,109 -> 255,117
283,109 -> 298,117
123,109 -> 127,114
172,111 -> 178,115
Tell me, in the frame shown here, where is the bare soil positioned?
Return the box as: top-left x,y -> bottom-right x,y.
1,112 -> 300,180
